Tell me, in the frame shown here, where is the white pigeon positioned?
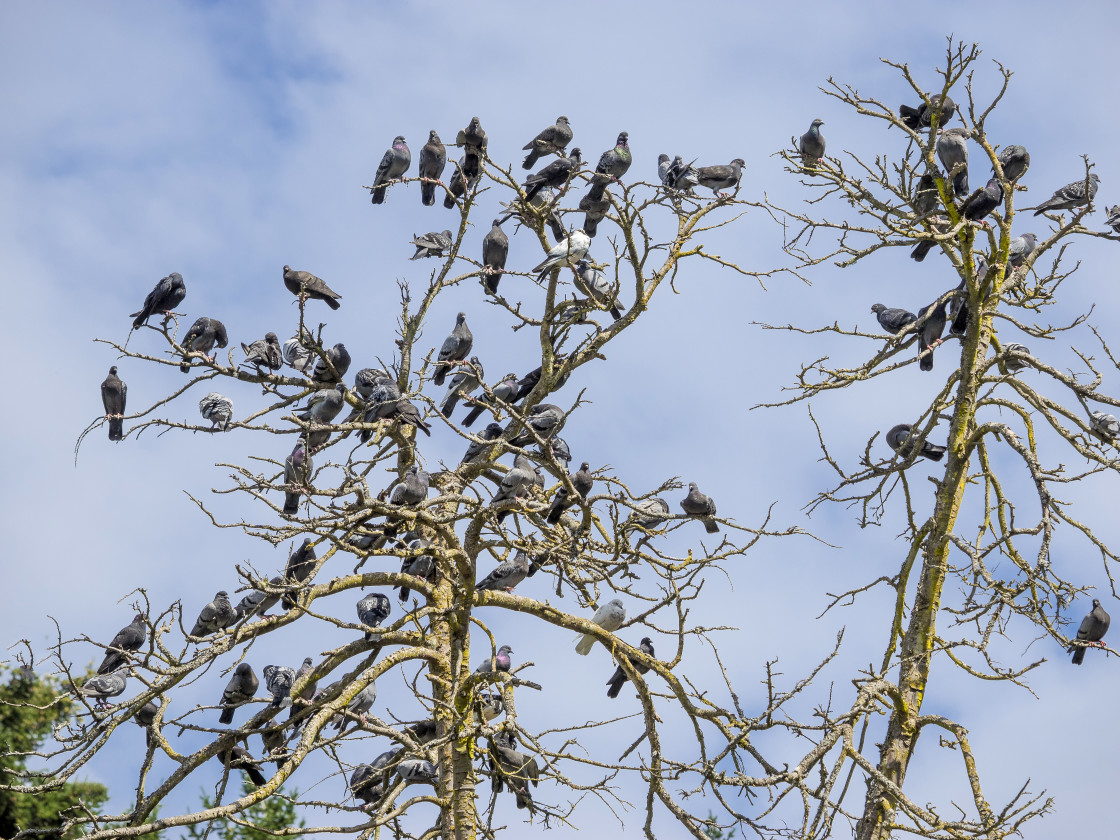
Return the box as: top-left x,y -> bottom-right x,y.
575,599 -> 626,655
533,229 -> 590,277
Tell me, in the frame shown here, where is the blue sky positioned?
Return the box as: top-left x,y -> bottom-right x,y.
3,1 -> 1120,837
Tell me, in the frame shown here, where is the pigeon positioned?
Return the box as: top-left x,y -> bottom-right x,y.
916,298 -> 949,371
994,145 -> 1030,184
190,591 -> 236,638
432,312 -> 473,386
283,265 -> 342,309
886,424 -> 947,462
456,116 -> 488,157
390,464 -> 429,507
592,131 -> 632,188
199,393 -> 234,431
134,700 -> 158,747
680,482 -> 719,533
440,356 -> 484,418
997,343 -> 1031,376
463,373 -> 518,428
475,645 -> 513,674
370,135 -> 411,204
283,537 -> 317,595
575,599 -> 626,655
218,663 -> 259,725
522,116 -> 573,170
948,278 -> 970,338
349,763 -> 385,809
578,189 -> 612,237
361,380 -> 432,439
799,118 -> 826,165
77,668 -> 129,708
606,636 -> 655,699
1105,205 -> 1120,234
476,550 -> 531,593
241,332 -> 283,372
509,403 -> 566,447
475,690 -> 504,723
417,130 -> 447,207
574,258 -> 623,319
398,539 -> 436,601
219,744 -> 267,787
1068,598 -> 1110,665
296,381 -> 347,448
912,173 -> 940,219
624,497 -> 671,532
1028,174 -> 1100,216
523,148 -> 582,202
288,656 -> 317,721
1090,410 -> 1120,441
489,734 -> 539,811
492,453 -> 537,521
909,215 -> 949,262
234,575 -> 284,620
666,155 -> 700,193
311,343 -> 352,384
534,230 -> 591,278
260,721 -> 291,769
481,219 -> 509,293
695,159 -> 745,197
330,681 -> 377,731
936,127 -> 970,198
410,229 -> 454,260
657,153 -> 672,186
353,368 -> 390,400
545,461 -> 594,525
546,435 -> 572,465
1008,232 -> 1038,267
513,358 -> 570,402
357,592 -> 391,641
96,614 -> 146,675
899,94 -> 955,130
282,329 -> 316,374
396,758 -> 439,787
444,153 -> 482,209
283,439 -> 313,516
961,177 -> 1004,225
871,304 -> 918,334
101,366 -> 127,441
179,317 -> 228,373
461,421 -> 505,465
131,272 -> 186,329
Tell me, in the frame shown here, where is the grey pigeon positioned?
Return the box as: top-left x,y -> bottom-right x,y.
331,681 -> 377,731
101,366 -> 127,441
1008,232 -> 1038,267
190,591 -> 236,638
283,265 -> 342,309
936,127 -> 970,198
625,497 -> 671,532
913,172 -> 940,219
1068,598 -> 1110,665
482,218 -> 509,293
695,158 -> 745,197
199,392 -> 234,431
1028,173 -> 1100,216
390,464 -> 429,507
357,592 -> 391,641
498,185 -> 567,243
995,145 -> 1030,184
492,453 -> 537,521
523,148 -> 582,202
219,744 -> 267,787
461,421 -> 504,464
575,599 -> 626,655
948,277 -> 970,337
1105,205 -> 1120,234
668,155 -> 700,193
134,700 -> 158,747
916,298 -> 949,371
97,614 -> 146,674
354,367 -> 390,400
370,135 -> 411,205
475,644 -> 513,674
799,118 -> 826,165
546,435 -> 572,465
398,539 -> 436,601
545,461 -> 593,525
463,372 -> 518,427
680,482 -> 719,533
886,424 -> 946,462
606,636 -> 655,699
444,153 -> 482,209
489,733 -> 539,811
899,94 -> 955,130
410,229 -> 454,260
296,381 -> 347,448
657,153 -> 672,186
282,329 -> 316,374
350,762 -> 385,809
476,550 -> 531,593
1090,410 -> 1120,441
260,721 -> 290,769
909,215 -> 949,262
456,116 -> 488,156
432,312 -> 473,386
78,668 -> 129,709
361,380 -> 432,439
440,356 -> 484,418
509,403 -> 565,447
396,758 -> 439,787
179,317 -> 228,373
514,357 -> 570,402
534,230 -> 591,278
234,575 -> 283,620
997,343 -> 1031,376
282,537 -> 316,611
219,663 -> 259,725
475,690 -> 504,723
871,303 -> 917,334
131,272 -> 186,329
575,258 -> 623,319
961,177 -> 1004,225
283,439 -> 313,516
592,131 -> 632,188
241,332 -> 283,372
311,342 -> 352,384
579,188 -> 612,237
522,116 -> 573,169
288,656 -> 317,721
418,130 -> 447,207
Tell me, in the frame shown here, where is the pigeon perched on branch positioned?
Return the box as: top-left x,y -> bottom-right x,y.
899,94 -> 955,130
357,592 -> 391,641
418,130 -> 447,207
522,116 -> 573,170
189,591 -> 236,638
241,332 -> 283,372
218,663 -> 259,725
482,219 -> 509,293
871,304 -> 917,334
886,424 -> 946,462
680,482 -> 719,533
96,614 -> 146,675
77,668 -> 129,709
695,159 -> 744,197
463,373 -> 518,428
179,317 -> 228,373
798,119 -> 825,165
606,636 -> 655,699
1068,598 -> 1110,665
475,645 -> 513,674
575,599 -> 626,655
101,366 -> 127,441
936,127 -> 970,198
199,393 -> 234,431
283,265 -> 341,309
534,230 -> 590,278
1027,173 -> 1100,216
410,229 -> 454,260
523,148 -> 582,202
131,272 -> 186,329
370,135 -> 411,205
432,313 -> 473,387
476,550 -> 531,593
994,145 -> 1030,184
545,461 -> 593,525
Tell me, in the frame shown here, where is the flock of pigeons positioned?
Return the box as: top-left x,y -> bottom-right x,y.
89,114 -> 736,814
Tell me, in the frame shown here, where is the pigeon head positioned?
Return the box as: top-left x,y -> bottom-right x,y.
556,116 -> 569,124
617,131 -> 628,144
428,130 -> 440,142
109,365 -> 118,375
570,148 -> 582,161
811,119 -> 824,129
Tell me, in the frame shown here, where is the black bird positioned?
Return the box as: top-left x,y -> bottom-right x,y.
131,272 -> 186,329
282,538 -> 316,611
961,177 -> 1004,226
886,424 -> 946,462
916,298 -> 949,371
101,366 -> 127,441
513,357 -> 569,402
606,637 -> 655,698
219,744 -> 267,787
96,614 -> 146,674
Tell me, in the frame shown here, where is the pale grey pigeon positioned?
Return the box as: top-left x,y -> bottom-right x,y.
190,591 -> 236,637
101,366 -> 127,441
131,272 -> 186,329
625,497 -> 671,532
492,453 -> 537,521
241,333 -> 282,372
476,550 -> 531,592
462,373 -> 518,428
522,116 -> 573,169
1008,232 -> 1038,267
282,329 -> 316,374
606,636 -> 655,699
311,342 -> 351,384
575,599 -> 626,655
575,258 -> 623,319
296,381 -> 347,448
533,229 -> 591,278
680,482 -> 719,533
410,229 -> 454,260
440,356 -> 484,418
370,135 -> 411,205
219,663 -> 259,725
1068,598 -> 1110,665
331,681 -> 377,731
1028,174 -> 1100,216
997,343 -> 1031,376
886,424 -> 946,462
418,130 -> 447,207
1090,410 -> 1120,440
97,614 -> 146,675
77,668 -> 129,709
283,265 -> 341,309
179,317 -> 228,373
390,464 -> 429,506
199,393 -> 234,431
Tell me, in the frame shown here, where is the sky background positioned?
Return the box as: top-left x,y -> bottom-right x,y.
3,1 -> 1120,837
